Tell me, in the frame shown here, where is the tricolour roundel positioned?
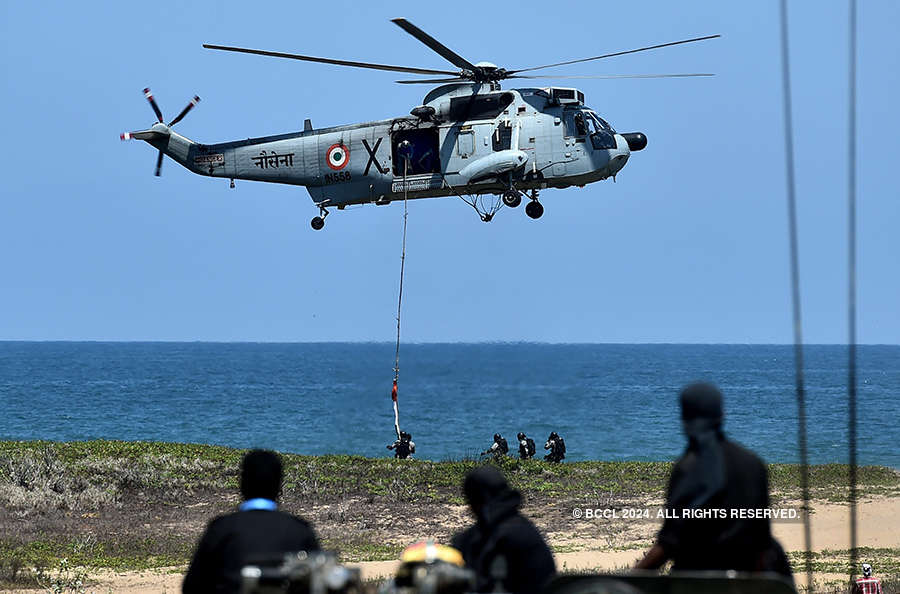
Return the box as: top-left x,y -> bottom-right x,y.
326,143 -> 350,170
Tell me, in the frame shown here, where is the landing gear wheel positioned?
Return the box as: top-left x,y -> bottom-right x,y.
311,216 -> 325,230
502,191 -> 522,208
525,201 -> 544,220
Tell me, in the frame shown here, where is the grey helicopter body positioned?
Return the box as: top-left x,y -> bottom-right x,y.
122,19 -> 716,229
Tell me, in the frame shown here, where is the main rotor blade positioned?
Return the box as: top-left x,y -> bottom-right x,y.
509,35 -> 721,75
509,73 -> 715,79
143,87 -> 163,123
203,44 -> 458,77
168,95 -> 200,126
155,150 -> 164,177
391,18 -> 477,72
395,77 -> 470,85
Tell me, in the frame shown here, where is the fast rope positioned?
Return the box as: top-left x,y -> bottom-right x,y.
391,149 -> 411,440
778,1 -> 812,589
847,0 -> 859,580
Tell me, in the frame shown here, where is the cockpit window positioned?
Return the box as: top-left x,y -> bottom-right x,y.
586,111 -> 614,133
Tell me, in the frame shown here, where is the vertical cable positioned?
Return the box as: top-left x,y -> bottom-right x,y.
847,0 -> 859,582
392,156 -> 410,440
778,1 -> 812,589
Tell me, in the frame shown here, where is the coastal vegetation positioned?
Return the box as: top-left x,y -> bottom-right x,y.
1,440 -> 898,590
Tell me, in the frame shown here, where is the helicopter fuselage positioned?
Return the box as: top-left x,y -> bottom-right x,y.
142,84 -> 644,219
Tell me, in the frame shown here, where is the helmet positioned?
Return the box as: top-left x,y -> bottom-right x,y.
517,432 -> 526,440
399,541 -> 464,567
393,540 -> 471,593
862,563 -> 872,577
493,433 -> 501,441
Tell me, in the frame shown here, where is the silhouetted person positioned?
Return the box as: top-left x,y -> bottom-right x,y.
853,563 -> 884,593
183,449 -> 319,593
543,432 -> 566,463
482,433 -> 509,458
517,432 -> 536,460
452,466 -> 556,594
388,431 -> 416,459
636,383 -> 792,581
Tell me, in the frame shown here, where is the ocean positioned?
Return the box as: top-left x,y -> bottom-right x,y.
0,342 -> 897,467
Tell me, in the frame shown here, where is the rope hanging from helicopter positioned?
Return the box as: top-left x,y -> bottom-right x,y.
390,147 -> 412,441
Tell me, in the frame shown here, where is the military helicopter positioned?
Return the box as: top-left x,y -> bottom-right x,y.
121,19 -> 718,230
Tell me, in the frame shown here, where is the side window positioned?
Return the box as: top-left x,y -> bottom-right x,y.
457,128 -> 475,157
392,128 -> 440,176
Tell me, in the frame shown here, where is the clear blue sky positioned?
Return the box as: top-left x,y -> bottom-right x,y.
1,1 -> 897,343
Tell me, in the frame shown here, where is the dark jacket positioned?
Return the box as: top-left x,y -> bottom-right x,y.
658,438 -> 785,574
183,508 -> 320,593
452,468 -> 556,594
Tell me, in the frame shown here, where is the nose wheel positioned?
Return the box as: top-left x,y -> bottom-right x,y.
502,190 -> 522,208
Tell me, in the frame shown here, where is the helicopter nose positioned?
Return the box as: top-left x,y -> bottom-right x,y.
622,132 -> 647,151
607,134 -> 631,174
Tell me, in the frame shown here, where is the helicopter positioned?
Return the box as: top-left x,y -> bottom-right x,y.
121,18 -> 718,230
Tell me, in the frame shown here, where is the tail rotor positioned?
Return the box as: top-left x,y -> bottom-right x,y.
121,87 -> 201,177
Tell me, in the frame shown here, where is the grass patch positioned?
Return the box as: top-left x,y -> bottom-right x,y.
1,439 -> 898,583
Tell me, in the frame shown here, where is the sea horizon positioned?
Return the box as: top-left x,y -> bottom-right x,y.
2,343 -> 897,467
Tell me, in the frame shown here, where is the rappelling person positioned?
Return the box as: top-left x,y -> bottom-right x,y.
387,431 -> 416,459
482,433 -> 509,458
517,432 -> 536,460
543,432 -> 566,463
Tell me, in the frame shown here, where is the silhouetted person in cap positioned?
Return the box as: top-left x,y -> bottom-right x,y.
452,466 -> 556,594
183,449 -> 320,593
636,382 -> 792,580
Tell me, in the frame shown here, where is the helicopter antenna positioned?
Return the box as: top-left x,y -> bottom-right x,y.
778,1 -> 812,589
846,0 -> 860,583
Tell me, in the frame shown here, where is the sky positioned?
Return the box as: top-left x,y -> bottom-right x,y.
1,1 -> 897,343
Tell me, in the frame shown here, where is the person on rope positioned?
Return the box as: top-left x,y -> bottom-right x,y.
482,433 -> 509,458
635,382 -> 793,582
387,431 -> 415,459
853,563 -> 884,594
517,432 -> 536,460
543,432 -> 566,463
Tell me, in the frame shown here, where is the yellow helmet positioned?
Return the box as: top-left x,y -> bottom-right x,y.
399,540 -> 464,567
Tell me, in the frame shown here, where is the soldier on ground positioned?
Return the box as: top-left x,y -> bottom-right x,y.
482,433 -> 509,458
543,432 -> 566,463
517,432 -> 536,460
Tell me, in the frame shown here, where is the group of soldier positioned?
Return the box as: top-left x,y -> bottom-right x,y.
385,430 -> 566,463
482,431 -> 566,463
